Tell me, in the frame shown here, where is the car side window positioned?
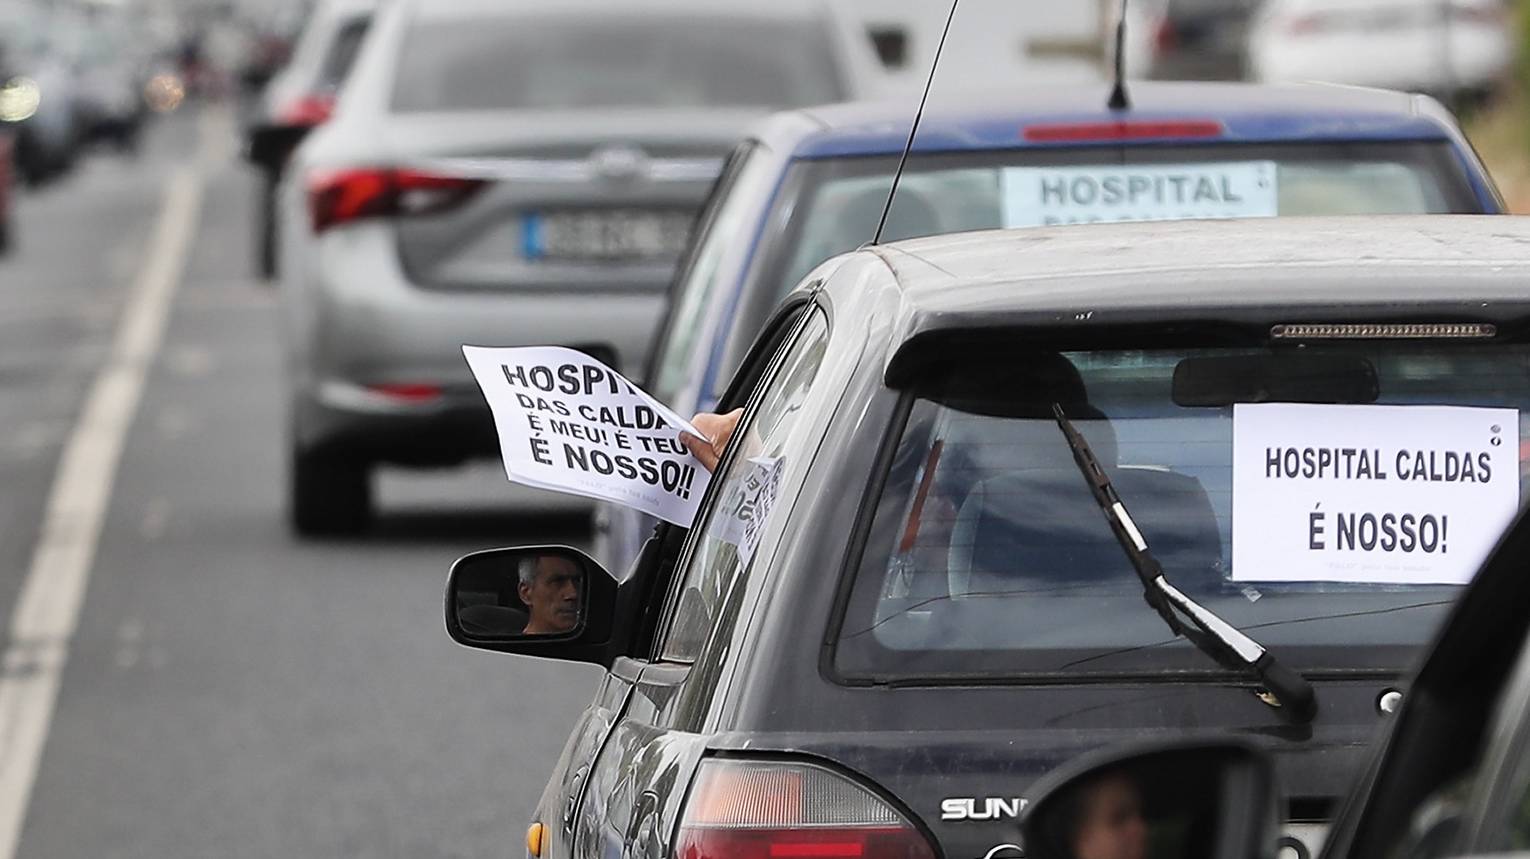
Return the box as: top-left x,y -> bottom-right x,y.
649,142 -> 778,405
658,309 -> 830,663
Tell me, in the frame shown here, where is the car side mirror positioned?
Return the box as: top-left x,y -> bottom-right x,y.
243,123 -> 309,170
1021,740 -> 1279,859
444,546 -> 620,666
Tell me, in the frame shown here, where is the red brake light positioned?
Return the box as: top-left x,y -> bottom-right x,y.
277,93 -> 335,127
677,760 -> 936,859
307,168 -> 484,232
1023,120 -> 1224,143
367,383 -> 442,403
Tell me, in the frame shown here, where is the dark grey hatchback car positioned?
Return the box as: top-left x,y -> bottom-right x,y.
444,217 -> 1530,859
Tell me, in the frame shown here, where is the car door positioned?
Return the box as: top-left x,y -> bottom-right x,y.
572,305 -> 835,859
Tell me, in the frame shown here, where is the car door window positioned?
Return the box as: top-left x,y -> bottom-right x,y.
650,142 -> 778,405
659,309 -> 830,663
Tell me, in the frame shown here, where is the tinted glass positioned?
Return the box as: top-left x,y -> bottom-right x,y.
661,311 -> 829,663
651,143 -> 779,405
835,343 -> 1530,680
319,16 -> 369,89
392,16 -> 844,112
712,141 -> 1482,397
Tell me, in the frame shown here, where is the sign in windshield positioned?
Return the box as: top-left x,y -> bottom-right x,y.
1001,161 -> 1278,226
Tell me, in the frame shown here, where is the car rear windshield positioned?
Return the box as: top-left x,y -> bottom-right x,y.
714,141 -> 1482,395
391,16 -> 844,112
833,341 -> 1530,681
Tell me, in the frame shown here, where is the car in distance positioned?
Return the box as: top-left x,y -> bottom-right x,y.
245,0 -> 375,279
278,0 -> 864,535
597,80 -> 1505,573
1249,0 -> 1513,105
446,216 -> 1530,859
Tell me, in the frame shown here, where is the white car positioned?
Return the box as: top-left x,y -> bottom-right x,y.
277,0 -> 865,536
1248,0 -> 1512,101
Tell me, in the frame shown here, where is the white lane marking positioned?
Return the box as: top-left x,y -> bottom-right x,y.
0,109 -> 220,859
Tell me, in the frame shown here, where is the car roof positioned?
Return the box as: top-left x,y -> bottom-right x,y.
826,216 -> 1530,371
751,81 -> 1460,158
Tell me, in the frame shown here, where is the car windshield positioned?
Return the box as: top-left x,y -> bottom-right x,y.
391,15 -> 844,112
712,141 -> 1481,396
834,342 -> 1530,680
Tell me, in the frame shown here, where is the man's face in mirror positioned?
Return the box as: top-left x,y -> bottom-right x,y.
519,556 -> 582,635
1070,771 -> 1147,859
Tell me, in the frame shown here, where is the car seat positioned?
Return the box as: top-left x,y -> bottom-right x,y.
947,455 -> 1224,598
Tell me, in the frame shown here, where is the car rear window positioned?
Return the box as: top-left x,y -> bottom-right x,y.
319,16 -> 369,90
833,341 -> 1530,681
391,16 -> 844,113
712,140 -> 1482,395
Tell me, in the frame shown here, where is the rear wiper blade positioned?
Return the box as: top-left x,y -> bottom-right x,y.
1052,404 -> 1317,724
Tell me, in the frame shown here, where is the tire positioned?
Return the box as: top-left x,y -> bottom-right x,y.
0,215 -> 11,256
289,445 -> 372,537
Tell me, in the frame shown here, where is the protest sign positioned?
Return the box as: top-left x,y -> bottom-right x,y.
1231,403 -> 1519,585
713,456 -> 784,566
1001,161 -> 1278,227
463,346 -> 711,527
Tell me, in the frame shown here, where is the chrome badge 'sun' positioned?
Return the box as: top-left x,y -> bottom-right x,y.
940,797 -> 1028,821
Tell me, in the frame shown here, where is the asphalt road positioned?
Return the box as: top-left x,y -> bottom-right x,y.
0,104 -> 601,858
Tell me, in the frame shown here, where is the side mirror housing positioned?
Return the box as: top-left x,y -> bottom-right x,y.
1021,740 -> 1278,859
444,545 -> 623,666
243,123 -> 309,170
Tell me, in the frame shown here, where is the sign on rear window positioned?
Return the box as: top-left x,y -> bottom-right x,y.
1231,403 -> 1520,585
1001,161 -> 1278,226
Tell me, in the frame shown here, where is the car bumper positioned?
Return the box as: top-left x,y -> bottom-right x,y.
290,224 -> 666,461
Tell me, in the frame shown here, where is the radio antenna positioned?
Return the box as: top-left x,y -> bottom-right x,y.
871,0 -> 961,246
1108,0 -> 1131,111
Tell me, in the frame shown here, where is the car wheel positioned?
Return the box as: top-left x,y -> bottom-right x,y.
289,445 -> 372,537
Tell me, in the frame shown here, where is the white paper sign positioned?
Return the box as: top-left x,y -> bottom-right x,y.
1232,403 -> 1519,585
1002,161 -> 1278,227
463,346 -> 711,527
715,456 -> 784,566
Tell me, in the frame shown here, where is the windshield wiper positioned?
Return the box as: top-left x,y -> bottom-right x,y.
1052,404 -> 1317,724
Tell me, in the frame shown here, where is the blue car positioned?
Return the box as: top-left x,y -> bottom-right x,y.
594,80 -> 1504,572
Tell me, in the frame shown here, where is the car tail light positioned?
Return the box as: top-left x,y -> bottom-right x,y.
1023,120 -> 1223,143
676,759 -> 937,859
277,93 -> 335,127
367,383 -> 442,403
307,168 -> 485,232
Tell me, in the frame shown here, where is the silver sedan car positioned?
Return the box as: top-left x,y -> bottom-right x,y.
278,0 -> 863,535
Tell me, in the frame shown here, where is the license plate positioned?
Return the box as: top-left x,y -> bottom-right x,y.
524,210 -> 692,261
